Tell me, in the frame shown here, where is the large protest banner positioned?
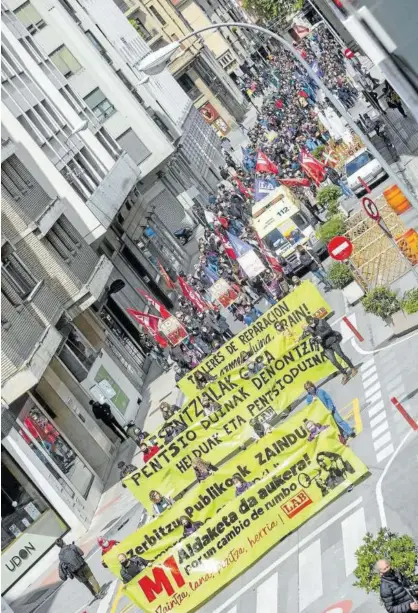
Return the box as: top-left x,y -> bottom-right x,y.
105,400 -> 350,575
116,411 -> 367,612
123,339 -> 335,509
178,281 -> 331,398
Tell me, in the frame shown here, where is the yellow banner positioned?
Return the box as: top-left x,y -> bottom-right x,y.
178,281 -> 331,399
117,406 -> 367,612
106,402 -> 366,577
124,339 -> 335,510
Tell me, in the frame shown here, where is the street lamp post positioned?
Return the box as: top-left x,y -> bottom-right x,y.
138,21 -> 418,212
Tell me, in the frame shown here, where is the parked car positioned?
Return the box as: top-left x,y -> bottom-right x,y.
344,147 -> 388,195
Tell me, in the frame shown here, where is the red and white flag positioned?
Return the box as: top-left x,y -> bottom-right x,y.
215,227 -> 237,260
279,177 -> 311,188
137,289 -> 171,319
233,177 -> 253,198
255,234 -> 283,274
157,261 -> 176,290
126,309 -> 168,347
256,150 -> 279,175
178,277 -> 212,313
299,149 -> 326,186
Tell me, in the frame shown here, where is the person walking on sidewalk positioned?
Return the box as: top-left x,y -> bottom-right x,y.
377,559 -> 418,612
56,538 -> 101,598
296,246 -> 332,291
302,315 -> 357,384
89,400 -> 127,443
304,381 -> 355,442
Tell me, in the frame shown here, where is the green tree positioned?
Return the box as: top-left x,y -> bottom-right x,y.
242,0 -> 299,23
353,528 -> 418,594
316,215 -> 346,242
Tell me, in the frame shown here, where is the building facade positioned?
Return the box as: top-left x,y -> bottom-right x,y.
119,0 -> 249,130
1,0 -> 224,600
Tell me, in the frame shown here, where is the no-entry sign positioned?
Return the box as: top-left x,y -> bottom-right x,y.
344,48 -> 354,59
327,235 -> 353,261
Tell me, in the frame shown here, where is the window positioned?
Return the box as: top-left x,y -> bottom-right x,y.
85,31 -> 112,64
83,88 -> 115,122
116,129 -> 150,165
129,17 -> 152,41
1,247 -> 38,299
14,2 -> 46,33
148,5 -> 167,26
45,217 -> 80,262
49,46 -> 82,78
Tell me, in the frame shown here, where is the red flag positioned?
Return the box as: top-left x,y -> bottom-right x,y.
279,177 -> 311,188
299,149 -> 326,186
255,234 -> 283,274
178,277 -> 211,313
158,261 -> 176,290
137,289 -> 171,319
126,309 -> 168,347
233,177 -> 253,198
256,151 -> 279,175
215,227 -> 237,260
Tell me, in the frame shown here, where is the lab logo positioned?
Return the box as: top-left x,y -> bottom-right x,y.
5,543 -> 36,572
281,490 -> 312,519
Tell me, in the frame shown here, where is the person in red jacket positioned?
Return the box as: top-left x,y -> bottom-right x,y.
140,443 -> 160,463
98,536 -> 119,568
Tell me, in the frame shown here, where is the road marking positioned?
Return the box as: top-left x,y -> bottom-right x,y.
366,390 -> 383,405
99,581 -> 120,613
298,539 -> 323,611
386,376 -> 403,391
210,497 -> 363,613
362,372 -> 379,387
342,398 -> 362,434
360,358 -> 375,371
365,382 -> 381,398
372,421 -> 389,439
225,607 -> 237,613
376,444 -> 395,463
370,412 -> 387,428
376,431 -> 414,526
109,582 -> 124,613
341,507 -> 367,576
256,574 -> 278,613
352,330 -> 418,355
374,431 -> 392,451
368,400 -> 385,417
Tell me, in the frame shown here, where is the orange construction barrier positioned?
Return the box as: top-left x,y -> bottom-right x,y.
383,184 -> 412,214
396,228 -> 418,264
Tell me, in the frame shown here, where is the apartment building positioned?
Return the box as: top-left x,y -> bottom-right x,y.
0,0 -> 224,599
119,0 -> 249,130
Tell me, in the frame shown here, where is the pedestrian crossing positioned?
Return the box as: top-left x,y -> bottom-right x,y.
204,499 -> 370,613
361,358 -> 395,463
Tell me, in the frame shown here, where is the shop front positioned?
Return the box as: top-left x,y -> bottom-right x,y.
1,449 -> 69,594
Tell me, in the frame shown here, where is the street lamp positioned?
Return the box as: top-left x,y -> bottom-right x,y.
138,21 -> 418,212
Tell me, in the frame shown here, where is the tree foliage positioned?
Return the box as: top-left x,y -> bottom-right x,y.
316,214 -> 346,242
242,0 -> 299,23
353,528 -> 418,594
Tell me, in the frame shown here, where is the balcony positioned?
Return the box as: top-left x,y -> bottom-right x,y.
1,137 -> 16,162
57,326 -> 99,382
1,323 -> 62,405
65,254 -> 113,318
34,197 -> 66,237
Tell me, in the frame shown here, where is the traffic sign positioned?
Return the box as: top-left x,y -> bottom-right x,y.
344,48 -> 354,59
362,196 -> 381,220
327,235 -> 353,261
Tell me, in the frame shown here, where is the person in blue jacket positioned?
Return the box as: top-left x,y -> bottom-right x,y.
304,381 -> 355,442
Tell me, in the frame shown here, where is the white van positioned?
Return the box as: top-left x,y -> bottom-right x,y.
345,147 -> 387,195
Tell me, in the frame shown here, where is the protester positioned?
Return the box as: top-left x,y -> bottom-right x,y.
180,516 -> 203,538
191,457 -> 218,481
118,553 -> 149,584
140,442 -> 160,463
302,315 -> 358,383
376,559 -> 418,612
98,537 -> 119,568
118,461 -> 137,485
232,474 -> 253,496
250,416 -> 272,440
296,246 -> 332,291
305,381 -> 355,442
201,398 -> 221,416
57,538 -> 101,598
89,400 -> 127,443
160,402 -> 182,420
149,490 -> 173,516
